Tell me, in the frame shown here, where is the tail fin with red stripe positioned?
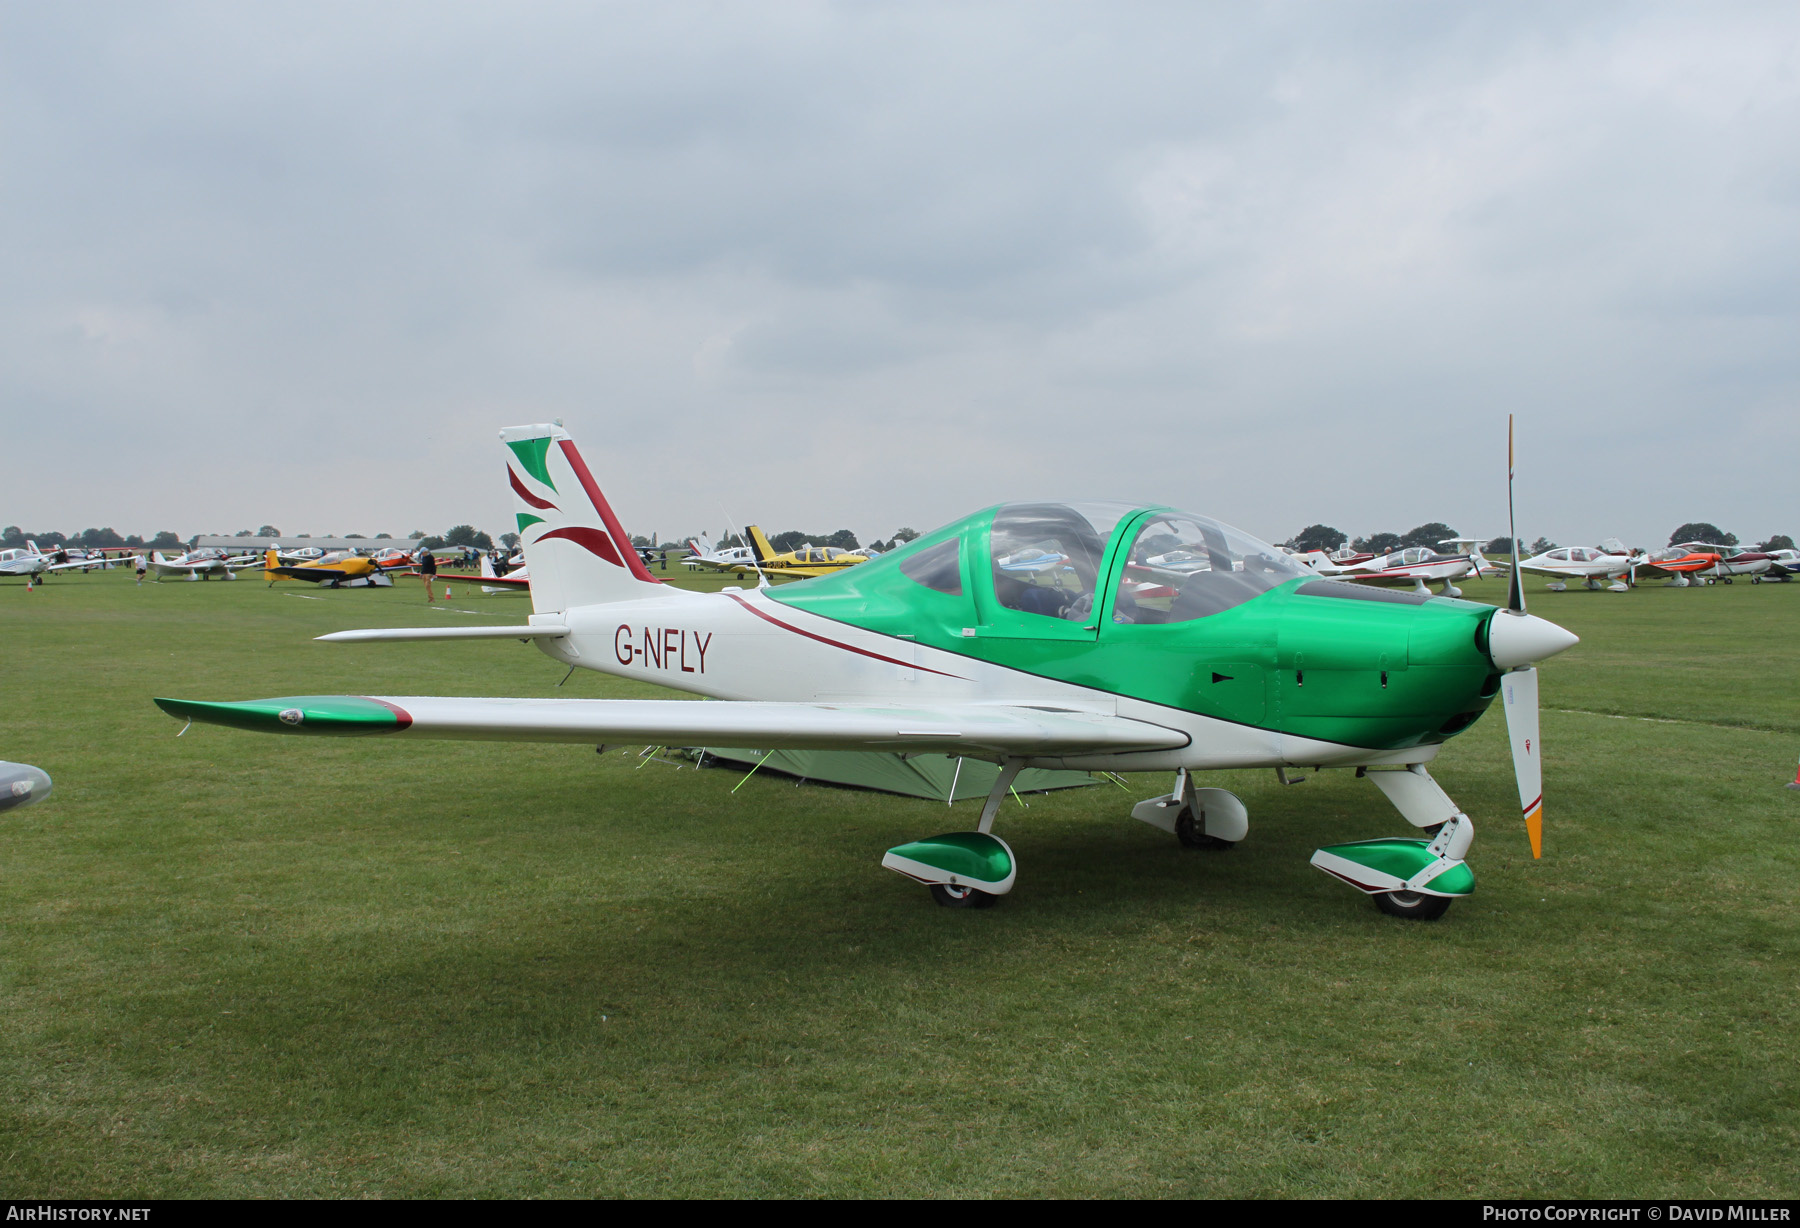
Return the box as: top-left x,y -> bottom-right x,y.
500,423 -> 661,613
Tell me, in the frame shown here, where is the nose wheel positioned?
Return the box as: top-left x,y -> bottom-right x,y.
1373,890 -> 1453,920
930,883 -> 998,909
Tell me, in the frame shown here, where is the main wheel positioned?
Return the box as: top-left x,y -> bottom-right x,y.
1374,890 -> 1452,920
1175,802 -> 1235,850
930,883 -> 997,909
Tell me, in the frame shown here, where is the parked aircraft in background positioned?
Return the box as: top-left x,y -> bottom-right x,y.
1633,546 -> 1726,587
1,542 -> 72,582
160,419 -> 1577,923
1515,539 -> 1637,591
1691,546 -> 1778,583
147,548 -> 263,581
1285,546 -> 1374,572
733,525 -> 872,580
634,543 -> 689,570
1317,540 -> 1495,598
474,554 -> 530,593
1762,548 -> 1800,579
682,536 -> 758,572
262,549 -> 416,589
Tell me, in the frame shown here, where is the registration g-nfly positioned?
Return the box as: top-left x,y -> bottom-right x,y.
157,421 -> 1577,919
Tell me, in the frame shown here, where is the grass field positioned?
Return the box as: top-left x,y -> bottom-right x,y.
2,565 -> 1796,1197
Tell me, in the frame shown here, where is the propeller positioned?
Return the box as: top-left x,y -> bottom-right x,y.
1507,416 -> 1525,615
1490,414 -> 1573,860
1503,666 -> 1543,859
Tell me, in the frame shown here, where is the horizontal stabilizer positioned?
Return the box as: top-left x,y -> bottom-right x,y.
154,695 -> 1189,757
315,625 -> 568,643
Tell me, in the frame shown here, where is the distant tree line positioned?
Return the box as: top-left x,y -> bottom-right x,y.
408,524 -> 496,552
672,527 -> 921,553
3,525 -> 182,551
1286,522 -> 1463,556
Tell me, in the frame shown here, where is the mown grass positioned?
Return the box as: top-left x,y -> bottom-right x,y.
0,567 -> 1795,1197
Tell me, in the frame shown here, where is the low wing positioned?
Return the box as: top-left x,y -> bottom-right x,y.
314,625 -> 565,643
267,565 -> 349,583
745,565 -> 836,579
404,570 -> 527,588
153,694 -> 1190,758
1338,571 -> 1431,586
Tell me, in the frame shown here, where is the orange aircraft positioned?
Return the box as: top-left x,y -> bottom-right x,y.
1631,546 -> 1724,588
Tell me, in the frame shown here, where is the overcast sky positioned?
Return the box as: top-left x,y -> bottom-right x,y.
3,2 -> 1796,550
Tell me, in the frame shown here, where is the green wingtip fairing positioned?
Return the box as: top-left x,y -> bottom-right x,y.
153,695 -> 411,736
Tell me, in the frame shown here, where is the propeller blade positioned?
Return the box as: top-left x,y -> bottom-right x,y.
1501,666 -> 1544,858
1507,415 -> 1526,613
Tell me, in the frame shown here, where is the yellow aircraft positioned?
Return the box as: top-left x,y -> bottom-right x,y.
262,548 -> 416,589
730,526 -> 873,580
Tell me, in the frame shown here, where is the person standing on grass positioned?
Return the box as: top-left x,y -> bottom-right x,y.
134,554 -> 147,586
416,545 -> 438,602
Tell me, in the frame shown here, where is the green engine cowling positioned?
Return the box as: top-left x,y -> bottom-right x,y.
882,832 -> 1017,895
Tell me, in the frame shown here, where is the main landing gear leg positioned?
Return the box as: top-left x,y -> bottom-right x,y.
881,760 -> 1022,909
1130,768 -> 1249,849
1310,765 -> 1474,920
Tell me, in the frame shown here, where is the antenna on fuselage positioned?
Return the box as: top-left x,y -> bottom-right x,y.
716,502 -> 769,590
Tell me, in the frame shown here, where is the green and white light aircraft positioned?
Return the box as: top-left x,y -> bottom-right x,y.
157,420 -> 1574,919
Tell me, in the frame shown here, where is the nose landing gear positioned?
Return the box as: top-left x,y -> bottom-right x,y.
1311,766 -> 1475,919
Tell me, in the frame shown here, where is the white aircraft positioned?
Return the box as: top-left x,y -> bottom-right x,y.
1319,540 -> 1496,598
1762,548 -> 1800,580
475,554 -> 530,593
682,535 -> 758,572
159,420 -> 1579,922
1515,539 -> 1637,592
0,542 -> 107,582
0,542 -> 57,581
1685,545 -> 1776,584
148,548 -> 263,581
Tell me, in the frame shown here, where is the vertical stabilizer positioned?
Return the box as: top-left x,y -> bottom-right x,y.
746,525 -> 777,564
500,423 -> 662,613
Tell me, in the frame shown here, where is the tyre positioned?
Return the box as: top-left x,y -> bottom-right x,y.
1175,802 -> 1235,850
930,883 -> 997,909
1373,890 -> 1452,920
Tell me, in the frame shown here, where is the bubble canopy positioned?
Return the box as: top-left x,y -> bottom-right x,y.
768,500 -> 1306,636
989,502 -> 1304,625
